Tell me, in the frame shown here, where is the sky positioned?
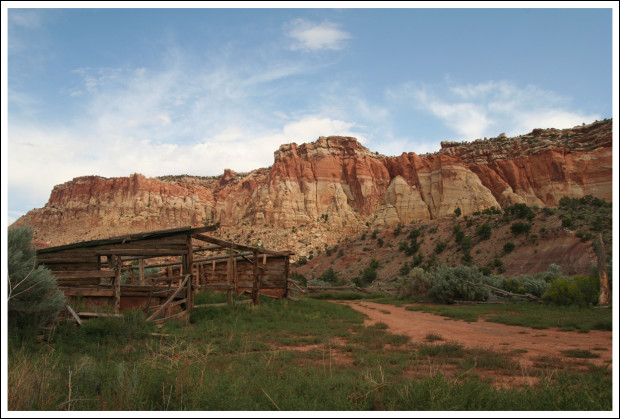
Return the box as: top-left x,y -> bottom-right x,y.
2,3 -> 617,225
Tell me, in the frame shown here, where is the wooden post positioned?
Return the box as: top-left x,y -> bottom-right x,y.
226,246 -> 233,304
186,235 -> 194,312
283,256 -> 290,299
252,250 -> 260,305
595,234 -> 610,305
112,256 -> 121,313
139,258 -> 145,284
233,255 -> 238,295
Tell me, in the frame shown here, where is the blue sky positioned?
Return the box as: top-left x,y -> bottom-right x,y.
3,4 -> 617,224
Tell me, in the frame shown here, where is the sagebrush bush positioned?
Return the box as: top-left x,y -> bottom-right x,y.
427,264 -> 490,304
8,226 -> 65,334
398,268 -> 432,298
501,274 -> 549,297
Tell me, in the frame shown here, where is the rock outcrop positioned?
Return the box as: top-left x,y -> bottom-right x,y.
13,119 -> 612,251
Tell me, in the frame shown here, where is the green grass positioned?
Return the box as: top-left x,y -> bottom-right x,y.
561,349 -> 600,359
7,297 -> 612,411
403,302 -> 612,331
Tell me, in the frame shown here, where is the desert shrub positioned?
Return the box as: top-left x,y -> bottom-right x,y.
542,273 -> 598,306
294,257 -> 308,267
539,264 -> 563,282
573,275 -> 600,305
377,238 -> 384,247
319,267 -> 340,284
411,253 -> 424,267
398,268 -> 432,298
398,268 -> 433,298
427,264 -> 490,304
393,223 -> 403,236
454,207 -> 462,217
355,259 -> 380,287
510,222 -> 531,235
542,207 -> 555,216
501,274 -> 549,297
455,230 -> 465,244
505,203 -> 535,219
290,272 -> 307,286
8,226 -> 65,334
543,277 -> 583,306
434,241 -> 447,254
399,262 -> 411,276
409,229 -> 421,240
561,217 -> 573,228
476,223 -> 492,240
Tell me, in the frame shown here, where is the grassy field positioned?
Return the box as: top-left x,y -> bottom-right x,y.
7,293 -> 613,411
403,302 -> 612,331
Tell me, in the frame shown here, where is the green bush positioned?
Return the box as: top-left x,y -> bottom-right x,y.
318,267 -> 347,286
542,274 -> 599,306
8,226 -> 65,334
543,278 -> 582,306
290,272 -> 307,286
573,275 -> 600,305
561,217 -> 573,228
427,265 -> 490,304
398,268 -> 432,298
476,223 -> 492,240
503,242 -> 515,253
510,222 -> 531,235
505,203 -> 535,219
501,274 -> 549,297
294,257 -> 308,266
409,229 -> 421,239
434,241 -> 447,254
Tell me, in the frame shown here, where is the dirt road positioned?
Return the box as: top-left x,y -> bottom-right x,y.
340,301 -> 612,371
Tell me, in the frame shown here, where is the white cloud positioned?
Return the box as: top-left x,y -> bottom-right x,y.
390,80 -> 600,140
285,19 -> 352,52
8,9 -> 43,29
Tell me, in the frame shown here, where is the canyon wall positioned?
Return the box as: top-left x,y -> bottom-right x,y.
13,119 -> 612,249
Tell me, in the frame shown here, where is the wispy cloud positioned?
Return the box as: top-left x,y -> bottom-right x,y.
388,80 -> 601,140
8,9 -> 43,29
285,19 -> 352,52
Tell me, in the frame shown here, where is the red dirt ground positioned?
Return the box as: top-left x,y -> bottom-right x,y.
339,301 -> 612,380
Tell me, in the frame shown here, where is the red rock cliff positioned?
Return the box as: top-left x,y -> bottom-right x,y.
13,119 -> 612,247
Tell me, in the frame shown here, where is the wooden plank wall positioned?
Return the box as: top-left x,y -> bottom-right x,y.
194,254 -> 288,298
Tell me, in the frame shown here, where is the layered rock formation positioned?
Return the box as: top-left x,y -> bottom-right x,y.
13,119 -> 612,251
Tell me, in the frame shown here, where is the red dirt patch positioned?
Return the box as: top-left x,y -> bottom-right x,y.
339,301 -> 612,374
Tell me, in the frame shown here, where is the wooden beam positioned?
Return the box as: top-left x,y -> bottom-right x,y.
95,249 -> 188,256
146,275 -> 189,322
252,250 -> 260,305
38,225 -> 219,255
186,234 -> 194,311
226,247 -> 233,305
113,256 -> 121,313
191,233 -> 293,256
52,270 -> 116,279
66,305 -> 82,326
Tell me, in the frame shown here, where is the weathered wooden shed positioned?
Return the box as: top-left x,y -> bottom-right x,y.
36,225 -> 293,324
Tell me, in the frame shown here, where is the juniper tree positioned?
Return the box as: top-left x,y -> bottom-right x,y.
8,225 -> 65,331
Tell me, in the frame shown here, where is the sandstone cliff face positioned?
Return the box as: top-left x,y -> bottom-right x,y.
14,119 -> 612,251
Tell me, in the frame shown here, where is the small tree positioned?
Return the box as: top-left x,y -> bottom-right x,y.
8,226 -> 65,332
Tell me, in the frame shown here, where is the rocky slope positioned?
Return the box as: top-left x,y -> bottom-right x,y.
13,119 -> 612,260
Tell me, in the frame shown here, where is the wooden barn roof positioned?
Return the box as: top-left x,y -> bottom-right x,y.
37,225 -> 218,254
